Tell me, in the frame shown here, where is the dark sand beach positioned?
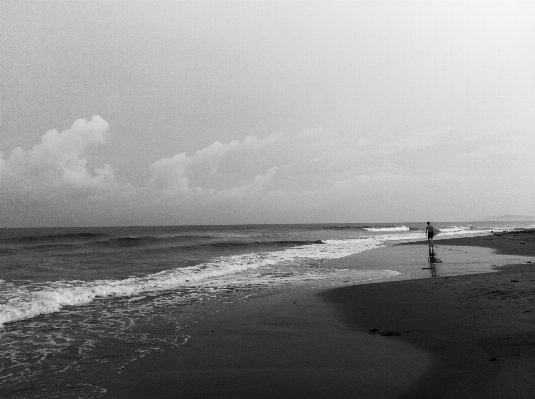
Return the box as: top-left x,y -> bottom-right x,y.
102,230 -> 535,398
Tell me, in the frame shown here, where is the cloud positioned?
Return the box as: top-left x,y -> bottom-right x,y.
1,116 -> 114,195
140,129 -> 441,223
149,128 -> 360,198
148,133 -> 281,193
149,153 -> 189,191
0,116 -> 123,226
214,167 -> 278,200
2,115 -> 534,226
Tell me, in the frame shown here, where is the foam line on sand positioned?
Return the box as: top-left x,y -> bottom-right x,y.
101,231 -> 535,398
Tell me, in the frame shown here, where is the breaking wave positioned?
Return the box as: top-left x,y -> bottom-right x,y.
0,238 -> 381,327
363,226 -> 410,232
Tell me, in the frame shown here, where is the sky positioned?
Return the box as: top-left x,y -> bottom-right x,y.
1,1 -> 534,227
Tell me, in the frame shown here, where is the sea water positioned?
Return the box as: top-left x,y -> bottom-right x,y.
0,222 -> 529,398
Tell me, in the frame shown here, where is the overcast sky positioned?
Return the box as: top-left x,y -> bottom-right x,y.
1,1 -> 534,227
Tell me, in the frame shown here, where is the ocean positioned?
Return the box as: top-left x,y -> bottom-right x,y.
0,221 -> 531,398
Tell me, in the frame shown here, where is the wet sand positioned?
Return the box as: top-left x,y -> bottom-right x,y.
101,230 -> 535,398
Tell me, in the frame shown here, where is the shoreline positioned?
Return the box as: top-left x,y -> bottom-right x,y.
101,231 -> 535,398
418,229 -> 535,257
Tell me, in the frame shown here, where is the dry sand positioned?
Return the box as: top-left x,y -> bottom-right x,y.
101,230 -> 535,398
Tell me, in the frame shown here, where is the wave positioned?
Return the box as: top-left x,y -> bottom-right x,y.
17,243 -> 87,252
0,226 -> 493,327
0,248 -> 20,255
1,232 -> 107,244
191,239 -> 324,249
0,237 -> 382,327
326,225 -> 360,230
325,225 -> 416,232
9,235 -> 326,253
436,226 -> 478,235
88,234 -> 229,248
363,226 -> 410,232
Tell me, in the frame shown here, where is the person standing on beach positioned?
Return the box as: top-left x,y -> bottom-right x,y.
426,222 -> 434,244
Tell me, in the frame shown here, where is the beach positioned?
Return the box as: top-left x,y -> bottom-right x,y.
101,230 -> 535,398
3,223 -> 517,398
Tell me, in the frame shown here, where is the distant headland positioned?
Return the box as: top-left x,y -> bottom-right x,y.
479,214 -> 535,222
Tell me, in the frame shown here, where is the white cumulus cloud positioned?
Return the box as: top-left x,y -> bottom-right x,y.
0,116 -> 122,226
2,114 -> 534,226
1,116 -> 114,194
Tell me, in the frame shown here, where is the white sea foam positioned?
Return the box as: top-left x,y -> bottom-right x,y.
433,226 -> 492,237
0,229 -> 490,327
0,239 -> 372,326
363,226 -> 409,232
0,238 -> 384,327
435,226 -> 470,234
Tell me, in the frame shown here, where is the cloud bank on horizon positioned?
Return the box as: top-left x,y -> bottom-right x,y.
1,114 -> 534,227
